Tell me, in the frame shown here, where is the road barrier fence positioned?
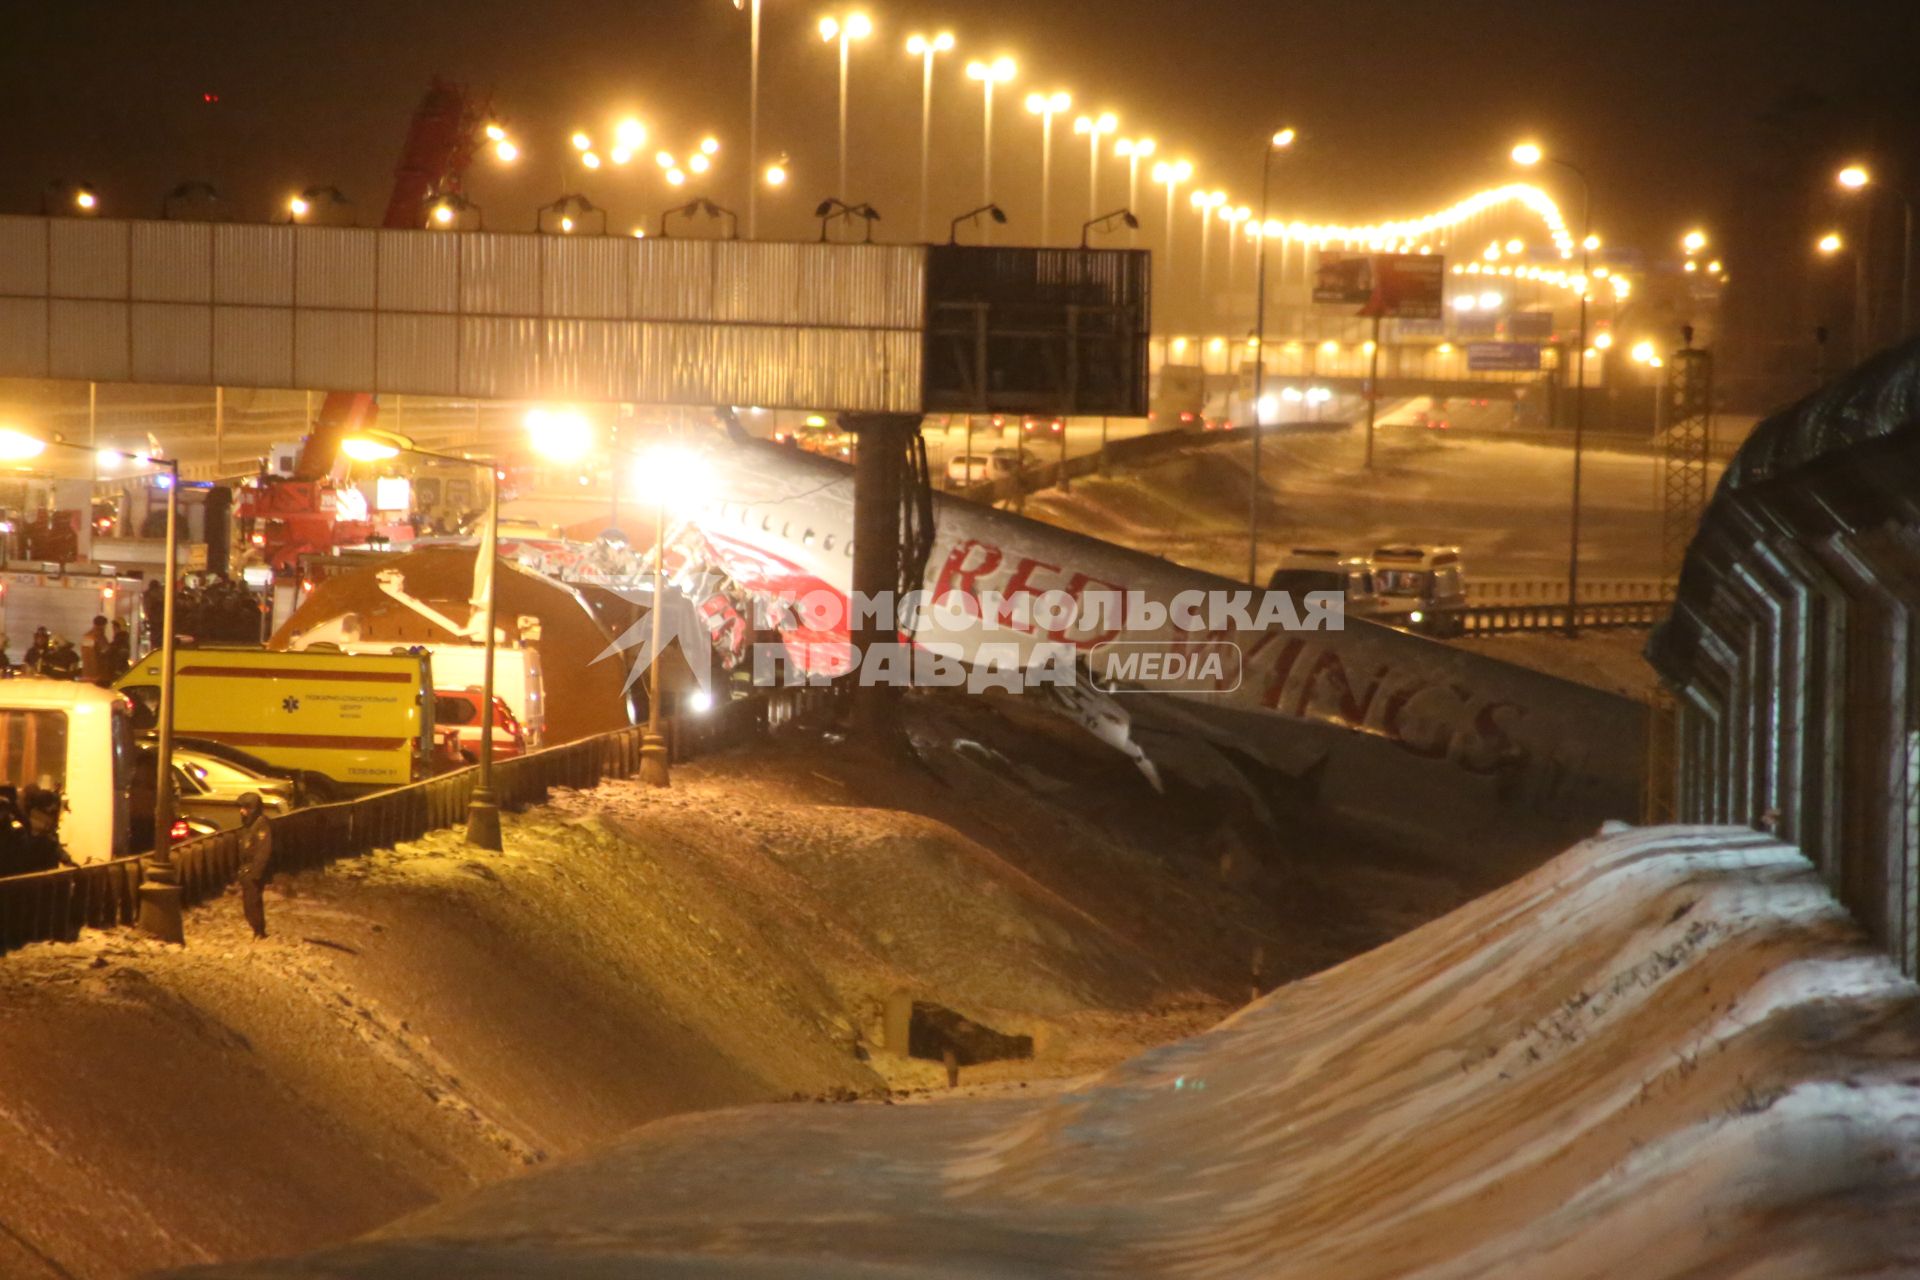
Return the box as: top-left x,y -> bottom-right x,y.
0,694 -> 768,955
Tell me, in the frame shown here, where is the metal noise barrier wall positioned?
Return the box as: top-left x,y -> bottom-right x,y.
0,697 -> 768,956
1649,336 -> 1920,976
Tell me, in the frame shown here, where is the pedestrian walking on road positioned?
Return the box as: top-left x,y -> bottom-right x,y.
235,792 -> 273,939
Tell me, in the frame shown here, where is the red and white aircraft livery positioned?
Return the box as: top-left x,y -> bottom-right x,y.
676,429 -> 1644,862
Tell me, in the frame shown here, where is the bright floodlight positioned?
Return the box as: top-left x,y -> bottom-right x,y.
1511,142 -> 1543,166
1594,332 -> 1614,350
1583,233 -> 1601,251
667,168 -> 687,186
432,203 -> 454,225
1272,127 -> 1297,148
700,136 -> 720,156
1477,290 -> 1503,309
764,162 -> 788,186
341,436 -> 401,463
571,131 -> 591,152
967,55 -> 1015,82
1451,294 -> 1477,313
631,445 -> 714,512
1505,238 -> 1524,254
484,122 -> 506,142
288,195 -> 309,217
494,139 -> 518,163
75,190 -> 98,211
907,33 -> 928,53
1838,165 -> 1870,190
847,12 -> 871,38
581,152 -> 602,170
526,408 -> 594,463
1682,229 -> 1707,254
933,31 -> 954,50
1817,231 -> 1843,255
656,151 -> 676,169
0,429 -> 45,462
689,153 -> 711,174
1630,340 -> 1656,364
616,118 -> 647,149
819,16 -> 838,39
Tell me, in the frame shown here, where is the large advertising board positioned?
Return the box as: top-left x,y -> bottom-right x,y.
1313,252 -> 1446,320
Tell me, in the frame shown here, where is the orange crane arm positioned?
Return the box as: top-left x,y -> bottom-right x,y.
294,79 -> 485,481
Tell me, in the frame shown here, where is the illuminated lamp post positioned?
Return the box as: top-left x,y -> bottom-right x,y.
1513,140 -> 1592,638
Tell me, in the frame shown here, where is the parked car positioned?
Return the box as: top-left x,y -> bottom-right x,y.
988,447 -> 1038,478
128,746 -> 288,852
433,688 -> 527,764
946,454 -> 992,485
1265,548 -> 1383,620
173,747 -> 299,812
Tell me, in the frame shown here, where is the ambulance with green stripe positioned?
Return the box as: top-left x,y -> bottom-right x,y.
117,648 -> 436,798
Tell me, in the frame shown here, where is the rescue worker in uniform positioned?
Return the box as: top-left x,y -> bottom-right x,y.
235,792 -> 273,939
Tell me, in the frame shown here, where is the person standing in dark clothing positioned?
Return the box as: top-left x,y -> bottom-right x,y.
103,622 -> 130,681
235,792 -> 272,939
17,787 -> 71,872
22,627 -> 49,674
39,637 -> 80,681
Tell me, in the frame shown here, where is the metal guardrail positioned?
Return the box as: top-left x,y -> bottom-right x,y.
1452,599 -> 1669,635
1464,578 -> 1672,605
0,694 -> 769,956
951,422 -> 1311,505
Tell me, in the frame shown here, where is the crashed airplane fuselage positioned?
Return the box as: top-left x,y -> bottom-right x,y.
681,433 -> 1645,859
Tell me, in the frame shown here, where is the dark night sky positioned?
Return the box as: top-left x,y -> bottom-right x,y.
3,0 -> 1912,256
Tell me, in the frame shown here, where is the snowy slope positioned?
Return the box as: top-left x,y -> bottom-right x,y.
177,824 -> 1920,1278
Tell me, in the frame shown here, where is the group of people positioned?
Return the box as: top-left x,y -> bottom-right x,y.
144,573 -> 267,646
2,617 -> 133,684
0,786 -> 70,877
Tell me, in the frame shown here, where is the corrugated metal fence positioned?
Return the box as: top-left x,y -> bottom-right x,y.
1649,337 -> 1920,977
0,697 -> 767,956
0,216 -> 925,412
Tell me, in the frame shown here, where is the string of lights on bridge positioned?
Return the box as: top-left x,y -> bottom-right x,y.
34,2 -> 1759,319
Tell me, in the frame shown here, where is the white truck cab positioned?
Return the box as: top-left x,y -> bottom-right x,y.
1370,545 -> 1467,634
0,679 -> 134,864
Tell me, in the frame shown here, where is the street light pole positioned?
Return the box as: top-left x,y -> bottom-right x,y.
1838,165 -> 1916,343
748,0 -> 761,238
1075,113 -> 1115,225
139,458 -> 183,942
342,433 -> 504,846
837,32 -> 850,199
820,13 -> 872,202
1027,92 -> 1069,246
1513,142 -> 1591,638
1116,138 -> 1153,248
966,58 -> 1015,245
1249,128 -> 1294,585
466,460 -> 503,848
907,34 -> 953,243
641,495 -> 671,787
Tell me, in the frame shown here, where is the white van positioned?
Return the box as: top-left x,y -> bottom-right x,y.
0,680 -> 134,865
286,640 -> 547,749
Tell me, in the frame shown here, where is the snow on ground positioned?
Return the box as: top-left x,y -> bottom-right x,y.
175,824 -> 1920,1279
1448,629 -> 1661,700
0,698 -> 1491,1280
1026,425 -> 1705,584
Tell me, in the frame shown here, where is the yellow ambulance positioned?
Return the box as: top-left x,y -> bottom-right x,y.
117,648 -> 435,798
